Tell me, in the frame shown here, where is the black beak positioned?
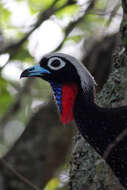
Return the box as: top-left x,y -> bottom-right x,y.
20,69 -> 31,78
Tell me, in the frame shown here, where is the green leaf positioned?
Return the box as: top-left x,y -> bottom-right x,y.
11,46 -> 34,63
28,0 -> 54,14
44,178 -> 59,190
55,4 -> 79,18
55,0 -> 68,8
78,14 -> 105,33
67,35 -> 83,43
0,2 -> 11,26
95,0 -> 106,9
4,26 -> 25,40
0,77 -> 13,114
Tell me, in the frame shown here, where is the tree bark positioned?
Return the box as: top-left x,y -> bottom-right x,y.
69,3 -> 127,190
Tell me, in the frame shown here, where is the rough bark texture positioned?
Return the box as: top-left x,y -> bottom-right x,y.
69,5 -> 127,190
0,100 -> 74,190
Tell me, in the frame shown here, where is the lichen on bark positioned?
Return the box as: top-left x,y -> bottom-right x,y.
69,5 -> 127,190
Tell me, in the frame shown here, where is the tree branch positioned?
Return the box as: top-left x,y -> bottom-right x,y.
0,100 -> 73,190
0,157 -> 41,190
103,126 -> 127,160
0,78 -> 34,139
121,0 -> 127,13
55,0 -> 97,51
0,0 -> 72,56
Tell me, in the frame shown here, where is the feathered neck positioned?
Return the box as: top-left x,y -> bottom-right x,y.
74,87 -> 105,155
74,86 -> 127,188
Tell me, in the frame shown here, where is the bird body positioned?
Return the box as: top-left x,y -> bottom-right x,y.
74,89 -> 127,188
21,53 -> 127,188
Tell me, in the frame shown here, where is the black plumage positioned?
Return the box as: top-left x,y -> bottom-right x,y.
75,87 -> 127,187
21,53 -> 127,188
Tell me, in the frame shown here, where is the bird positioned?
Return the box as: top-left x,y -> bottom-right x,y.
21,52 -> 127,188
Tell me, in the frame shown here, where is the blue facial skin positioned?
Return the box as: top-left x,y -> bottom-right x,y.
28,64 -> 51,77
50,82 -> 62,112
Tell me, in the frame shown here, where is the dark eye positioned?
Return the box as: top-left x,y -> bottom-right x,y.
51,60 -> 61,67
48,57 -> 66,70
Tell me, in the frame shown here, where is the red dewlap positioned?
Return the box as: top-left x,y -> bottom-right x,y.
60,83 -> 78,124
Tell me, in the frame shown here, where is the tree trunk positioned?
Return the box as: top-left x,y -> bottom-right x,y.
69,2 -> 127,190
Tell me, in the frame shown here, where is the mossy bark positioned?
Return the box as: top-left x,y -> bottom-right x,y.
69,6 -> 127,190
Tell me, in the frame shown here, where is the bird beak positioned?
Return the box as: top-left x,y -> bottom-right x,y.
20,64 -> 50,78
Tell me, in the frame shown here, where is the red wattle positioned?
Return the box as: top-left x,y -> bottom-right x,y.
60,83 -> 78,124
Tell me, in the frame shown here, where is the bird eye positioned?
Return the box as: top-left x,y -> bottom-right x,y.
48,57 -> 66,70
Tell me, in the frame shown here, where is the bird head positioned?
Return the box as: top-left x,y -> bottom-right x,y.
20,53 -> 96,124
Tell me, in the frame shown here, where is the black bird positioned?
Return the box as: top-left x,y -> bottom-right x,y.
21,53 -> 127,188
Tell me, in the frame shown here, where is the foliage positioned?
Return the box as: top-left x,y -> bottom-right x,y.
0,2 -> 11,28
11,44 -> 34,63
0,77 -> 13,114
28,0 -> 54,13
45,178 -> 60,190
55,4 -> 79,18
